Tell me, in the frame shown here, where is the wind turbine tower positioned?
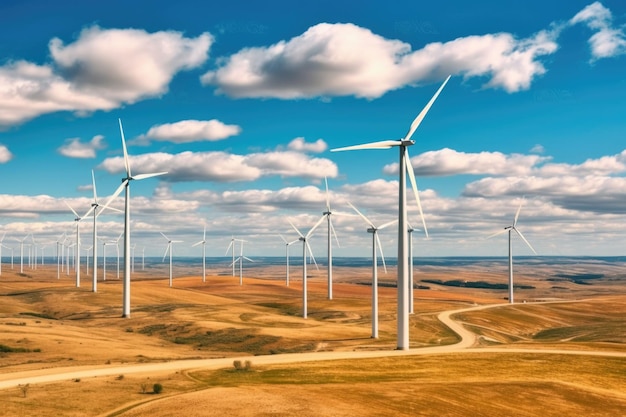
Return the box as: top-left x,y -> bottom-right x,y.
289,216 -> 325,319
488,201 -> 537,303
100,119 -> 167,317
332,75 -> 450,350
349,202 -> 396,338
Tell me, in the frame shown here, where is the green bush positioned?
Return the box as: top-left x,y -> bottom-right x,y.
153,383 -> 163,394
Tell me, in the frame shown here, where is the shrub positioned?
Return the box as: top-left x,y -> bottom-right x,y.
233,360 -> 243,370
140,383 -> 148,394
19,383 -> 29,398
244,360 -> 252,371
153,383 -> 163,394
116,374 -> 124,380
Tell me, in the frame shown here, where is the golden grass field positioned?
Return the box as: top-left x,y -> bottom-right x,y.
1,261 -> 625,416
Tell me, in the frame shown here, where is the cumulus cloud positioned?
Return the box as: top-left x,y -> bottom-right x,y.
0,27 -> 212,127
570,1 -> 626,59
57,135 -> 105,158
287,137 -> 327,153
0,144 -> 13,163
98,149 -> 338,182
383,148 -> 550,177
202,22 -> 558,98
132,119 -> 241,145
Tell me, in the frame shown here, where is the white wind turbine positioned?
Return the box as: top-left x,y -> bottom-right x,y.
100,119 -> 167,318
279,235 -> 299,286
56,233 -> 66,278
289,216 -> 325,319
14,235 -> 30,274
89,170 -> 123,293
488,201 -> 537,304
192,226 -> 207,283
225,237 -> 245,277
349,202 -> 396,339
0,232 -> 6,276
229,239 -> 253,286
322,177 -> 341,300
84,245 -> 93,276
331,75 -> 450,350
161,232 -> 183,287
66,201 -> 92,288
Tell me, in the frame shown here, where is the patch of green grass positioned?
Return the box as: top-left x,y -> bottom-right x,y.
0,344 -> 32,353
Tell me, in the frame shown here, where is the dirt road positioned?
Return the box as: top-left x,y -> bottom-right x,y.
1,302 -> 624,390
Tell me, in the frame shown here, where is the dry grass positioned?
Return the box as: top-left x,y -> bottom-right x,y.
1,263 -> 625,416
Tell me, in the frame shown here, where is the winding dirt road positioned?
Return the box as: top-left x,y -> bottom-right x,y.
1,303 -> 624,390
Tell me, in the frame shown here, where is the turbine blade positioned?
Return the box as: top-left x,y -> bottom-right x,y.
330,219 -> 340,248
91,170 -> 98,204
82,202 -> 97,219
324,176 -> 330,211
288,220 -> 304,238
306,241 -> 319,270
513,227 -> 537,255
133,172 -> 168,181
160,232 -> 169,241
379,219 -> 398,230
229,257 -> 241,267
225,240 -> 233,255
99,181 -> 127,215
243,256 -> 254,262
203,226 -> 206,241
192,241 -> 203,247
403,75 -> 451,141
331,140 -> 401,152
162,244 -> 170,262
376,233 -> 388,274
65,201 -> 80,219
279,234 -> 288,244
348,202 -> 375,229
118,119 -> 132,178
307,214 -> 327,238
486,229 -> 508,239
513,201 -> 524,227
405,149 -> 428,238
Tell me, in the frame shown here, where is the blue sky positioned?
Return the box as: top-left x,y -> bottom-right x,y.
0,0 -> 625,258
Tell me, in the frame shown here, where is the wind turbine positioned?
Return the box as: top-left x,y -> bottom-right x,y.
161,232 -> 183,287
14,235 -> 30,274
225,237 -> 244,277
55,233 -> 66,278
488,201 -> 537,304
84,245 -> 93,276
289,216 -> 325,319
230,239 -> 253,286
279,235 -> 299,286
322,177 -> 341,300
66,201 -> 92,288
331,75 -> 450,350
100,119 -> 167,318
192,226 -> 207,283
0,233 -> 6,276
349,202 -> 396,339
89,170 -> 122,293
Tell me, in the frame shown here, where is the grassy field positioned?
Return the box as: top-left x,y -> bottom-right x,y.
1,263 -> 625,415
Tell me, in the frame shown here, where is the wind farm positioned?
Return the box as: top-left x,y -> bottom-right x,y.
1,1 -> 626,416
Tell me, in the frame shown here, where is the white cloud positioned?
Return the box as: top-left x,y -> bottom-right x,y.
287,137 -> 327,153
57,135 -> 105,158
383,148 -> 550,177
570,1 -> 626,59
0,144 -> 13,163
202,22 -> 558,99
0,27 -> 212,127
98,149 -> 338,182
530,144 -> 545,154
132,119 -> 241,145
